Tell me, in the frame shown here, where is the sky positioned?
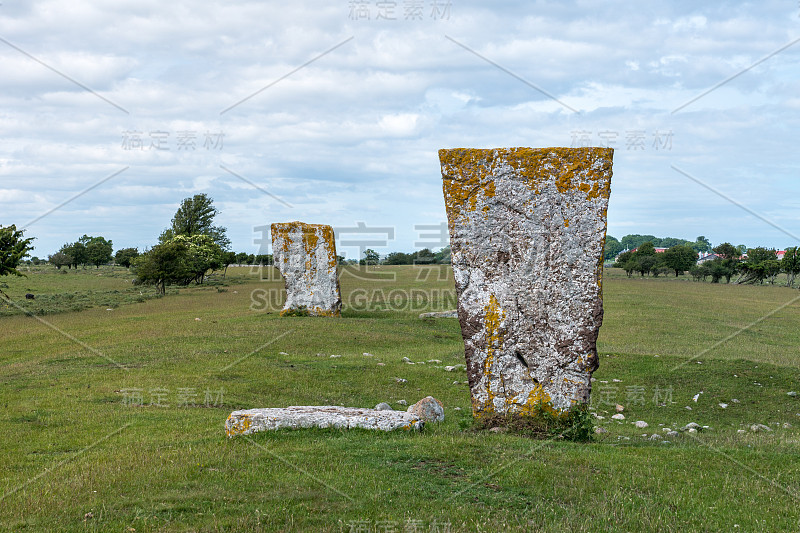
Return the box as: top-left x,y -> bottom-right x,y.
1,0 -> 799,260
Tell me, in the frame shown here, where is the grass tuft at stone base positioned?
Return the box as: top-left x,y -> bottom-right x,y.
471,403 -> 595,442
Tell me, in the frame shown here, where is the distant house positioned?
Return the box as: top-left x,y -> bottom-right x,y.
777,250 -> 787,260
696,253 -> 721,265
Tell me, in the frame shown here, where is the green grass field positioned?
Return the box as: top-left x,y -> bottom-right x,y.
1,266 -> 799,532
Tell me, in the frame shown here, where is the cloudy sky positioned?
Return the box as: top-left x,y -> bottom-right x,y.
1,0 -> 799,258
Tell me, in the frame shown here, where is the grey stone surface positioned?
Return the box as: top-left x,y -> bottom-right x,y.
271,221 -> 341,317
439,147 -> 613,416
225,397 -> 444,437
406,396 -> 444,422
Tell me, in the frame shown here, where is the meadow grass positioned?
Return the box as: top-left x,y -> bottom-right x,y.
0,266 -> 798,532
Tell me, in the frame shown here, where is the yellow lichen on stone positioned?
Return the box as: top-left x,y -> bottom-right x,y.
475,294 -> 505,417
226,414 -> 252,437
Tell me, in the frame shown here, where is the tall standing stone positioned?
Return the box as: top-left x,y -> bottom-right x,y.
439,147 -> 613,416
271,221 -> 342,317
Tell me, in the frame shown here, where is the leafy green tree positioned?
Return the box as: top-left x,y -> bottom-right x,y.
738,247 -> 778,284
661,245 -> 698,277
713,242 -> 739,260
689,236 -> 712,253
636,241 -> 656,256
235,252 -> 249,265
604,236 -> 623,260
115,248 -> 139,268
159,194 -> 230,250
132,240 -> 193,294
384,252 -> 412,265
85,236 -> 113,268
782,247 -> 800,287
361,249 -> 380,265
620,234 -> 658,251
736,244 -> 748,255
60,241 -> 88,269
48,252 -> 71,269
222,251 -> 236,278
636,255 -> 657,276
0,225 -> 35,279
133,234 -> 224,293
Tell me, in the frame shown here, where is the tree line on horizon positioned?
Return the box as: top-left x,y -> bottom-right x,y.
613,241 -> 800,286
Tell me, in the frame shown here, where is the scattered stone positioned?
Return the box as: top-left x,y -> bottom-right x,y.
377,362 -> 386,366
615,404 -> 624,412
750,423 -> 772,432
649,434 -> 662,441
396,400 -> 408,406
427,359 -> 442,364
439,147 -> 613,415
106,308 -> 113,311
594,427 -> 608,434
453,407 -> 462,411
783,422 -> 792,429
611,414 -> 625,420
394,378 -> 407,384
731,399 -> 740,403
687,428 -> 697,434
406,396 -> 444,423
599,380 -> 608,384
662,428 -> 672,433
452,381 -> 460,385
685,406 -> 692,410
444,365 -> 465,372
719,403 -> 728,409
279,351 -> 289,355
737,429 -> 746,434
419,310 -> 458,319
329,354 -> 341,358
612,379 -> 622,383
682,422 -> 701,432
666,431 -> 679,438
375,402 -> 392,411
271,221 -> 342,317
489,426 -> 508,433
363,352 -> 374,357
194,318 -> 201,321
415,361 -> 425,365
634,421 -> 648,429
593,414 -> 605,420
788,391 -> 797,397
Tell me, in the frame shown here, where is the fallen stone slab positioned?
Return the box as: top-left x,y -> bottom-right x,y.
419,310 -> 458,318
271,221 -> 342,317
225,396 -> 444,437
439,147 -> 613,416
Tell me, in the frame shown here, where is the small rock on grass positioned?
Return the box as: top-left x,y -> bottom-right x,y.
719,403 -> 728,409
750,423 -> 772,432
666,431 -> 679,438
649,434 -> 662,440
615,404 -> 624,412
788,391 -> 798,397
396,400 -> 408,406
611,413 -> 625,420
594,427 -> 608,434
401,357 -> 411,363
406,396 -> 444,422
363,352 -> 374,357
329,354 -> 342,358
682,422 -> 701,431
634,421 -> 648,429
375,402 -> 392,411
377,362 -> 386,366
394,378 -> 407,383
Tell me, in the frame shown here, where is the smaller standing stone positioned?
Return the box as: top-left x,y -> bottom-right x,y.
634,421 -> 648,429
272,221 -> 342,317
375,402 -> 392,411
611,414 -> 625,420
